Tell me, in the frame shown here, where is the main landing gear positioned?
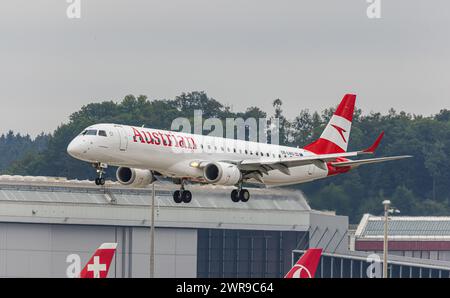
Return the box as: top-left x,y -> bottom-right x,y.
231,185 -> 250,203
93,162 -> 107,186
173,179 -> 192,204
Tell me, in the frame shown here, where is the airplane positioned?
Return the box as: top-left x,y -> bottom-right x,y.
67,94 -> 411,203
284,248 -> 323,278
79,243 -> 117,278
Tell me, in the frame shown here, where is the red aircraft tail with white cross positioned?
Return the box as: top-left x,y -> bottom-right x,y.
79,243 -> 117,278
284,248 -> 323,278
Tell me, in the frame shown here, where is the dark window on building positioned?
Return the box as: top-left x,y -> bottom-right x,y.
197,229 -> 305,278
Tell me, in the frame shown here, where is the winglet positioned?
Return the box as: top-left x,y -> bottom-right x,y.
363,131 -> 384,153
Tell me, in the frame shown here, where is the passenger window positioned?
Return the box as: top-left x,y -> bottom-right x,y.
98,130 -> 107,137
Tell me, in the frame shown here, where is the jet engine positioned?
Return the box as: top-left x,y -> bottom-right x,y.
203,162 -> 241,186
116,167 -> 155,187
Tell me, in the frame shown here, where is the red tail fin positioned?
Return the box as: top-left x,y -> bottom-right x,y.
79,243 -> 117,278
304,94 -> 356,154
284,248 -> 322,278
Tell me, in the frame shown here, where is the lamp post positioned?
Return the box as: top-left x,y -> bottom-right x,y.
382,200 -> 390,278
150,183 -> 155,278
382,200 -> 400,278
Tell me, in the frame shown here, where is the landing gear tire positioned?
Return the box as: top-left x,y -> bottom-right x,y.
181,190 -> 192,203
93,163 -> 107,186
94,177 -> 106,186
173,190 -> 192,203
239,189 -> 250,202
173,190 -> 183,203
231,189 -> 240,202
231,189 -> 250,202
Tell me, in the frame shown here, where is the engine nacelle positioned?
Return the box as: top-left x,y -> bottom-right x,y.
116,167 -> 155,188
203,162 -> 241,186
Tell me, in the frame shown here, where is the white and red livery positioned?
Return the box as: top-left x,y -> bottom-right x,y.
79,243 -> 117,278
67,94 -> 410,203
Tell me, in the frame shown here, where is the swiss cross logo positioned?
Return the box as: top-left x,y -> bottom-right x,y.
331,124 -> 347,143
87,256 -> 107,278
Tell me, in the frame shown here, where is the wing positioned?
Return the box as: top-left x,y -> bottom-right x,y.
193,132 -> 411,182
238,151 -> 363,174
330,155 -> 412,168
236,132 -> 389,175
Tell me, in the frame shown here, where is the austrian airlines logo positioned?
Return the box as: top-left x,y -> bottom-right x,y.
289,264 -> 312,278
331,124 -> 347,143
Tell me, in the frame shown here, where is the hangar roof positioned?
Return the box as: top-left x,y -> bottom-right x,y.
0,175 -> 337,231
356,214 -> 450,240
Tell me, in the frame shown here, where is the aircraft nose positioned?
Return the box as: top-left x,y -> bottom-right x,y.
67,139 -> 84,158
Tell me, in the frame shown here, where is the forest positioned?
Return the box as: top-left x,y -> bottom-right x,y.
2,91 -> 449,223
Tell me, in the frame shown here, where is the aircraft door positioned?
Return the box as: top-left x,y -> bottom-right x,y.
115,125 -> 128,151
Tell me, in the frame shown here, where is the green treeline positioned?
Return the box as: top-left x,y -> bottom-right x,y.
2,92 -> 449,223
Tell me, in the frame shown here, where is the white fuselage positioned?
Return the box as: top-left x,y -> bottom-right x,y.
67,123 -> 329,186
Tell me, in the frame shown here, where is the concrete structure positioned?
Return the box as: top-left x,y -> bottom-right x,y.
353,214 -> 450,261
292,249 -> 450,278
0,176 -> 348,278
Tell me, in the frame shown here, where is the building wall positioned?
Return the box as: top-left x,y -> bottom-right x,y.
0,222 -> 197,278
363,250 -> 450,262
293,251 -> 450,278
309,212 -> 349,253
197,229 -> 306,278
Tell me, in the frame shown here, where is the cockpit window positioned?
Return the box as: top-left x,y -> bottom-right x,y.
98,130 -> 107,137
81,129 -> 97,136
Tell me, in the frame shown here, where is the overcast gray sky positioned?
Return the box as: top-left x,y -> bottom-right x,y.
1,0 -> 449,136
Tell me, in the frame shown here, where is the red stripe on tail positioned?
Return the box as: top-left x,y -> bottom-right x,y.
335,94 -> 356,122
284,248 -> 323,278
303,94 -> 356,154
304,138 -> 346,154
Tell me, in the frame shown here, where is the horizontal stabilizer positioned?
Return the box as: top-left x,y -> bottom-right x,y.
331,155 -> 412,168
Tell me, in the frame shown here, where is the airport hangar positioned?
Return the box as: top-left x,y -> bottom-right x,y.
1,175 -> 450,278
0,175 -> 348,278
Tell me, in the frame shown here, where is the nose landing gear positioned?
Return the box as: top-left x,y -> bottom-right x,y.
93,162 -> 107,186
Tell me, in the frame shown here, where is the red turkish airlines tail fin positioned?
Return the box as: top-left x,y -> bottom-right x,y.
79,243 -> 117,278
284,248 -> 322,278
304,94 -> 356,154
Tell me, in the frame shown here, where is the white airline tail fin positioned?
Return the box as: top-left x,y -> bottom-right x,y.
304,94 -> 356,154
